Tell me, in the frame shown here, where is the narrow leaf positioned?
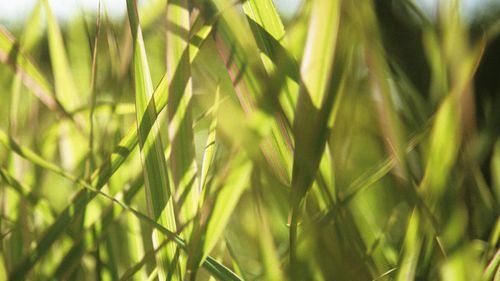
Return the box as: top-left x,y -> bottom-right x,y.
126,0 -> 179,280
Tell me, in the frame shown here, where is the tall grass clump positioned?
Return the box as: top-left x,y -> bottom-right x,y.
0,0 -> 499,280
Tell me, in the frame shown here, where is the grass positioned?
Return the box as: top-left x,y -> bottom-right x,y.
0,0 -> 499,280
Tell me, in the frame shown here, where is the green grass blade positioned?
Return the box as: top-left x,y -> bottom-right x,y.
19,1 -> 44,52
241,0 -> 299,85
126,0 -> 179,279
395,210 -> 423,281
199,85 -> 219,197
242,0 -> 284,42
86,2 -> 101,180
420,96 -> 460,205
252,195 -> 285,281
67,16 -> 92,100
289,0 -> 342,271
42,0 -> 79,110
297,1 -> 341,107
482,249 -> 500,281
43,0 -> 88,171
189,17 -> 214,64
166,0 -> 199,241
202,153 -> 252,264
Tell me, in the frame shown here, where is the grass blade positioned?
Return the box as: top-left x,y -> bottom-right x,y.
126,0 -> 179,279
395,210 -> 423,281
242,0 -> 300,123
202,153 -> 252,265
166,0 -> 199,243
289,0 -> 342,272
42,0 -> 79,110
199,85 -> 219,197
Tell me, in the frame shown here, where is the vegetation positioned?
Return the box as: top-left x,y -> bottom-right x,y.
0,0 -> 499,280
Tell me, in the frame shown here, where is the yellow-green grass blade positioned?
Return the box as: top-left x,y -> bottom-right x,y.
282,1 -> 311,62
440,247 -> 484,281
420,96 -> 460,205
242,0 -> 300,123
342,158 -> 396,205
249,178 -> 285,281
423,27 -> 448,103
199,85 -> 220,198
42,0 -> 79,111
19,1 -> 44,52
201,153 -> 253,265
50,220 -> 105,279
43,0 -> 89,172
482,248 -> 500,281
80,14 -> 214,184
203,241 -> 227,281
166,0 -> 199,243
396,210 -> 423,281
126,0 -> 179,280
289,0 -> 342,271
290,0 -> 342,189
242,0 -> 284,45
118,211 -> 149,281
419,0 -> 484,206
138,0 -> 168,29
189,16 -> 214,64
190,101 -> 243,273
86,2 -> 101,180
67,16 -> 92,100
297,0 -> 341,107
0,27 -> 72,121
